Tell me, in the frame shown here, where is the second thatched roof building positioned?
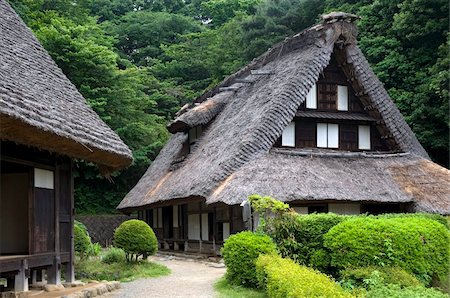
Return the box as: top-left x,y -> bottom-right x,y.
118,12 -> 450,254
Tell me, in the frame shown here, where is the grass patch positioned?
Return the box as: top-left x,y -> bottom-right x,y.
75,258 -> 170,282
215,277 -> 267,298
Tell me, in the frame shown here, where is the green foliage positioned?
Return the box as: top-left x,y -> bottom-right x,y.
365,284 -> 448,298
221,231 -> 277,288
74,220 -> 101,258
248,194 -> 290,214
104,11 -> 203,66
362,271 -> 448,298
114,220 -> 158,262
255,254 -> 352,298
340,266 -> 421,290
74,220 -> 92,257
76,257 -> 170,282
324,217 -> 450,285
377,213 -> 450,230
264,212 -> 347,272
102,247 -> 126,264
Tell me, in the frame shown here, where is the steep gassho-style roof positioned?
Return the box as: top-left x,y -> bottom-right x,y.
0,1 -> 132,173
118,12 -> 449,214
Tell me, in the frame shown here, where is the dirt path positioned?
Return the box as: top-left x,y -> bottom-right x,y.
108,255 -> 226,298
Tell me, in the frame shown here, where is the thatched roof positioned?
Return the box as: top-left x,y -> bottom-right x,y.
0,1 -> 132,173
118,12 -> 449,214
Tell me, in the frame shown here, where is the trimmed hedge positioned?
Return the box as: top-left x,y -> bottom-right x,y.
324,217 -> 450,285
222,231 -> 277,287
114,220 -> 157,262
366,284 -> 448,298
265,212 -> 347,272
340,266 -> 421,289
255,254 -> 352,298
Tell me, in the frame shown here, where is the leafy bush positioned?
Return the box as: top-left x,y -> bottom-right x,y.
255,254 -> 352,298
74,220 -> 92,257
362,272 -> 448,298
340,266 -> 421,290
324,217 -> 450,285
114,220 -> 158,262
264,212 -> 347,272
366,284 -> 448,298
377,213 -> 449,230
221,231 -> 277,287
102,247 -> 126,264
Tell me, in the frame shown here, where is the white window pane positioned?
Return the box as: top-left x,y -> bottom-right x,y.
201,213 -> 209,241
223,222 -> 230,241
158,208 -> 163,228
34,168 -> 54,189
281,121 -> 295,147
328,124 -> 339,148
173,205 -> 179,228
317,123 -> 328,147
358,125 -> 371,150
188,214 -> 200,240
306,84 -> 317,109
152,209 -> 157,228
337,85 -> 348,111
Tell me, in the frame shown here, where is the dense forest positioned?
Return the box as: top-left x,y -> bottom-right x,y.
9,0 -> 449,214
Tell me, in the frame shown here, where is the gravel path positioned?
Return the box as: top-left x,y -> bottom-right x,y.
108,256 -> 226,298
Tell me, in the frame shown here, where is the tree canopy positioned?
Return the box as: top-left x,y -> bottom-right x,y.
9,0 -> 449,213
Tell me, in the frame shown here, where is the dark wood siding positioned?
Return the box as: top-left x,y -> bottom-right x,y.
317,83 -> 337,111
295,120 -> 316,148
340,124 -> 358,151
58,160 -> 72,253
32,188 -> 55,254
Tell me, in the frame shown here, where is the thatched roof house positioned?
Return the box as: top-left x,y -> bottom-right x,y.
118,12 -> 449,253
0,1 -> 132,174
0,1 -> 132,292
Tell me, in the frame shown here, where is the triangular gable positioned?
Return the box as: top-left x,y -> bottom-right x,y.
118,12 -> 428,211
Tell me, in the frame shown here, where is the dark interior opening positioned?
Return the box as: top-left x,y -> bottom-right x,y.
0,161 -> 30,255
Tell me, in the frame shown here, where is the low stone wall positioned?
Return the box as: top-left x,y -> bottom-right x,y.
76,214 -> 135,247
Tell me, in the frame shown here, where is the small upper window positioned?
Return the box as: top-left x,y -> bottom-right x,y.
305,84 -> 317,109
337,85 -> 348,111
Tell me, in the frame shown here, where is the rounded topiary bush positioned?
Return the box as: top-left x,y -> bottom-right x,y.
221,231 -> 277,287
324,217 -> 450,285
74,220 -> 92,257
114,220 -> 157,262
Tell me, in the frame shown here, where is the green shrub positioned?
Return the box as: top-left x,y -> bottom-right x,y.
340,266 -> 421,289
377,213 -> 449,230
221,231 -> 277,288
114,220 -> 157,262
265,212 -> 347,272
255,254 -> 352,298
366,282 -> 448,298
74,220 -> 92,257
324,217 -> 450,285
102,247 -> 126,264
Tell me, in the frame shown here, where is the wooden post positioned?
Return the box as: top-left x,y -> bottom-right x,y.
14,260 -> 29,292
199,202 -> 202,253
47,256 -> 61,285
65,160 -> 75,283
